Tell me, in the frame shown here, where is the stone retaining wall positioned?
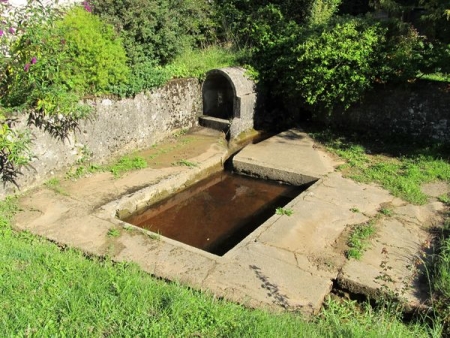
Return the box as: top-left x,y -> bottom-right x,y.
318,80 -> 450,143
1,78 -> 201,198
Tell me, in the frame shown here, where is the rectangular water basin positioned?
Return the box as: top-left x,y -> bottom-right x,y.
122,171 -> 307,256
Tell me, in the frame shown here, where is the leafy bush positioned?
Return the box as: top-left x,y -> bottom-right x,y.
109,60 -> 171,97
250,16 -> 386,114
290,17 -> 384,112
0,118 -> 31,185
372,20 -> 426,84
90,0 -> 217,66
249,10 -> 432,118
214,0 -> 342,47
0,2 -> 131,180
56,6 -> 129,95
1,3 -> 129,111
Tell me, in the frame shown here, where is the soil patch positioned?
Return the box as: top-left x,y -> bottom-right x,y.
136,128 -> 224,169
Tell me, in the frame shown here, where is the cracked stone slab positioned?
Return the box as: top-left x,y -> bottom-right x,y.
308,173 -> 395,217
257,198 -> 365,254
338,215 -> 435,310
393,202 -> 445,227
154,244 -> 218,288
15,189 -> 86,230
114,231 -> 162,274
203,248 -> 333,315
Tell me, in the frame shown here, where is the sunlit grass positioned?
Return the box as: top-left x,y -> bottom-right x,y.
165,45 -> 245,80
313,131 -> 450,205
419,72 -> 450,83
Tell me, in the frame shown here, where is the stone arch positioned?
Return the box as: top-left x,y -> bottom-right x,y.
202,72 -> 234,119
200,67 -> 256,138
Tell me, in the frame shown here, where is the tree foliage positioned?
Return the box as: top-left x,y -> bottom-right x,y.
214,0 -> 343,47
90,0 -> 217,66
251,15 -> 388,114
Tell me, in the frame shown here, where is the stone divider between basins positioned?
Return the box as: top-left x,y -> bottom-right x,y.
1,78 -> 202,199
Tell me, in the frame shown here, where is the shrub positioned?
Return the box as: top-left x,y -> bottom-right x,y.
91,0 -> 217,66
0,118 -> 31,185
109,60 -> 170,97
214,0 -> 342,46
0,2 -> 130,180
56,6 -> 129,95
251,16 -> 386,114
373,20 -> 426,84
165,46 -> 242,80
0,3 -> 129,136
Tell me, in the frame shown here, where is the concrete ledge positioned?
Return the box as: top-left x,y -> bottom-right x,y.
199,115 -> 230,133
233,128 -> 333,184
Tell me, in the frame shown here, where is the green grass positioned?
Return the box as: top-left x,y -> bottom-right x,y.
419,72 -> 450,83
108,156 -> 147,178
44,178 -> 68,196
107,228 -> 121,238
427,217 -> 450,336
0,197 -> 437,337
310,127 -> 449,332
66,164 -> 101,180
346,220 -> 376,260
379,207 -> 393,216
66,155 -> 147,179
312,130 -> 450,205
165,45 -> 244,80
438,193 -> 450,204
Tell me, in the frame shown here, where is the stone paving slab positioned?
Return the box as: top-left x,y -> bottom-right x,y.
12,128 -> 446,317
338,219 -> 428,309
233,129 -> 330,185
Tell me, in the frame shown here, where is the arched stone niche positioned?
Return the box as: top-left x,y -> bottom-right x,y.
200,67 -> 256,139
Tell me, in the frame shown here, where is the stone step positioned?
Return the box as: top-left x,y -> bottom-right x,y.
199,115 -> 230,133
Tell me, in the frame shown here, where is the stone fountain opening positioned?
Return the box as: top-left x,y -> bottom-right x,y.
199,67 -> 256,139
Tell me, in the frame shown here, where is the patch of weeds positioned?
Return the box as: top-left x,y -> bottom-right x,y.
350,207 -> 360,213
107,228 -> 121,238
172,159 -> 197,168
419,72 -> 450,83
380,207 -> 393,216
65,145 -> 102,180
165,45 -> 241,80
0,196 -> 19,228
179,136 -> 193,145
426,217 -> 450,336
44,178 -> 68,196
172,129 -> 188,138
276,207 -> 293,216
310,129 -> 450,205
438,193 -> 450,205
147,231 -> 160,241
346,220 -> 376,260
77,145 -> 93,165
123,224 -> 134,231
109,156 -> 147,177
66,164 -> 101,180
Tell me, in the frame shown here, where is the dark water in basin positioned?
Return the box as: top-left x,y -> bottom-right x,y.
123,172 -> 306,256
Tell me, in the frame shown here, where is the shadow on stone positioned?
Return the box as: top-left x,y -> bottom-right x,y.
249,264 -> 290,308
